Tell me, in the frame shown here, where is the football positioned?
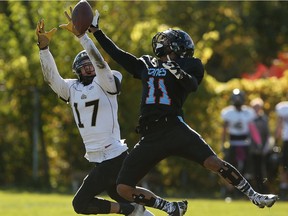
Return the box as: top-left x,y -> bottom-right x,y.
72,0 -> 93,35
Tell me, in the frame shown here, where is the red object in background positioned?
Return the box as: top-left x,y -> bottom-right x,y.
242,64 -> 269,80
242,52 -> 288,80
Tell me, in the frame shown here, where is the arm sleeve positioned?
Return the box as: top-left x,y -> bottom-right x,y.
78,34 -> 119,93
93,30 -> 146,77
39,49 -> 70,100
177,58 -> 204,92
178,72 -> 199,92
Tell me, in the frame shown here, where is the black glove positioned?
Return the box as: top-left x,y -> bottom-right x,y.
162,61 -> 184,79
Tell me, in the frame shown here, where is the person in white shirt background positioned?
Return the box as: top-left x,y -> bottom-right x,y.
275,100 -> 288,200
249,97 -> 270,193
221,89 -> 256,198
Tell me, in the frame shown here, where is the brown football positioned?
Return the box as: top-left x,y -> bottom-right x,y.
72,0 -> 93,35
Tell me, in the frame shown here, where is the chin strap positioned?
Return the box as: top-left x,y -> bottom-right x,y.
166,54 -> 171,61
81,75 -> 96,86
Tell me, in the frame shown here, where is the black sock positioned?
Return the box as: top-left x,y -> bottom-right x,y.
118,203 -> 134,215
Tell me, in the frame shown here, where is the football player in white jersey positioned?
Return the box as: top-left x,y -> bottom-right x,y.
275,101 -> 288,199
221,89 -> 256,174
220,89 -> 256,198
35,13 -> 153,216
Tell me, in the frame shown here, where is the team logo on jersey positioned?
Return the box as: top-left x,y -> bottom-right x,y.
148,67 -> 166,77
233,121 -> 243,129
81,94 -> 87,99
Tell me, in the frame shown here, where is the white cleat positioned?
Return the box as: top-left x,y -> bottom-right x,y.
250,193 -> 279,208
128,203 -> 154,216
144,208 -> 154,216
168,200 -> 188,216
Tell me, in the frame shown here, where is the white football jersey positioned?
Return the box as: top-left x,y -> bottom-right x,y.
66,75 -> 122,150
221,105 -> 256,146
276,101 -> 288,140
39,34 -> 128,162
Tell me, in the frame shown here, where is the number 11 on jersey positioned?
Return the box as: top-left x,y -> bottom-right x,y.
146,77 -> 171,105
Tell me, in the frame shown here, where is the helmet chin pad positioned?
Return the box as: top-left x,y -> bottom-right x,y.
80,75 -> 96,86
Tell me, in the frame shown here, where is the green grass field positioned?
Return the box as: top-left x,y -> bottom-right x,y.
0,190 -> 287,216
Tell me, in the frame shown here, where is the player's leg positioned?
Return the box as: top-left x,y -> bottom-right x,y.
117,124 -> 187,216
204,155 -> 278,208
175,120 -> 278,209
221,146 -> 237,198
107,155 -> 155,216
117,182 -> 187,216
73,152 -> 135,215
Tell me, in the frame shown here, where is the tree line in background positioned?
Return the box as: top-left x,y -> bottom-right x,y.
0,1 -> 288,196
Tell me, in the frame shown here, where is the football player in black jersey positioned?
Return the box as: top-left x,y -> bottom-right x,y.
88,10 -> 278,216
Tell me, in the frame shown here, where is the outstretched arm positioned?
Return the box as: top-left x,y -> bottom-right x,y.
60,8 -> 120,94
79,33 -> 120,93
36,19 -> 70,101
89,10 -> 146,77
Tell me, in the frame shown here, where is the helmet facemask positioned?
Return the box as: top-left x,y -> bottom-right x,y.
72,51 -> 96,86
152,32 -> 172,57
152,29 -> 195,58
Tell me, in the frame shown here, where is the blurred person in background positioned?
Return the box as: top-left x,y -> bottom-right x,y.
221,89 -> 256,198
221,89 -> 255,179
249,98 -> 270,193
275,100 -> 288,200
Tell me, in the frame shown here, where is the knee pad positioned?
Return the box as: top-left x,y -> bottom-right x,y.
72,195 -> 85,214
218,162 -> 242,186
72,197 -> 110,214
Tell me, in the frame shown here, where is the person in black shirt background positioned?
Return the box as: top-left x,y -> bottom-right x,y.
89,10 -> 278,216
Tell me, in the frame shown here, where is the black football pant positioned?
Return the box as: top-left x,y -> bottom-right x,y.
117,115 -> 215,187
72,151 -> 129,214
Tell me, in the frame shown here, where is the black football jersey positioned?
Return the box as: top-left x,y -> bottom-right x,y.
94,30 -> 204,119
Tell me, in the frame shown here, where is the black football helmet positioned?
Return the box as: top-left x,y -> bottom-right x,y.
72,50 -> 95,85
152,28 -> 194,58
231,88 -> 245,107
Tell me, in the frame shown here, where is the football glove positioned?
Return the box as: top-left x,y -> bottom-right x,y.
59,7 -> 82,37
35,19 -> 57,50
162,61 -> 184,79
88,9 -> 100,33
92,10 -> 100,28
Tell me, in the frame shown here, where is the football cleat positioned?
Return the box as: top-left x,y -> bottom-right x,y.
168,200 -> 188,216
144,208 -> 155,216
127,203 -> 154,216
250,193 -> 279,208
